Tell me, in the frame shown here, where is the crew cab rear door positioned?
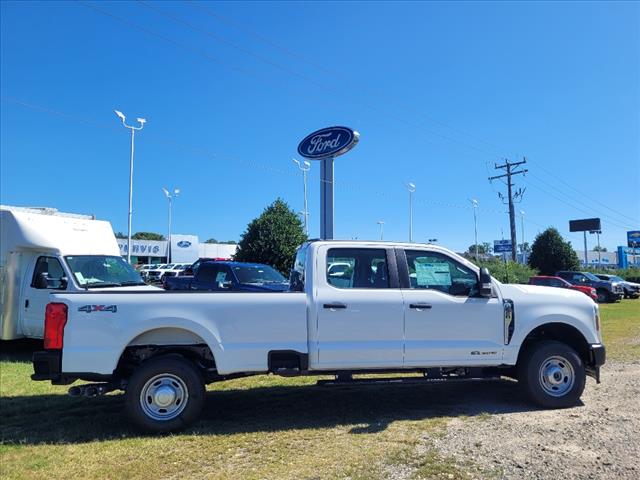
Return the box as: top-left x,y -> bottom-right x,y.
314,245 -> 404,369
398,249 -> 503,366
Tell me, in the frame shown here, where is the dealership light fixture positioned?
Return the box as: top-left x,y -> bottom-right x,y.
114,109 -> 146,264
407,182 -> 416,243
163,188 -> 180,263
293,158 -> 311,235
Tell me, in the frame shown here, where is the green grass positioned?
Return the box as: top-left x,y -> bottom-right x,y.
599,299 -> 640,361
0,299 -> 637,479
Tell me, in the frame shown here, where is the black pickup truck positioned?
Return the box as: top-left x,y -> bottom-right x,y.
163,261 -> 290,292
556,270 -> 623,303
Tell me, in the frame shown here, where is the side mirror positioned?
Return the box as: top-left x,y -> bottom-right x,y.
478,267 -> 493,297
34,272 -> 49,289
184,267 -> 193,276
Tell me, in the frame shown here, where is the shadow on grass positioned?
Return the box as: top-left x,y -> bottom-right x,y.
0,339 -> 557,446
1,377 -> 554,446
0,339 -> 43,363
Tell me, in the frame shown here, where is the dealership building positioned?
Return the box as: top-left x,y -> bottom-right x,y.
117,234 -> 238,265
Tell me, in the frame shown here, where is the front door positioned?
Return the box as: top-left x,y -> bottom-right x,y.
315,246 -> 404,369
21,256 -> 66,338
399,249 -> 504,367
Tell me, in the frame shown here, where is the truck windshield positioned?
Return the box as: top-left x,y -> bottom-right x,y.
65,255 -> 145,288
583,272 -> 601,282
232,265 -> 287,285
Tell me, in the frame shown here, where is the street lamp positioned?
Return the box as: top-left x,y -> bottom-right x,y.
293,158 -> 311,235
589,229 -> 602,267
407,182 -> 416,242
162,188 -> 180,263
377,220 -> 385,240
469,199 -> 479,260
520,210 -> 526,264
114,109 -> 146,264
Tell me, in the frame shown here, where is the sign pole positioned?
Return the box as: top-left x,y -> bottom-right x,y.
320,157 -> 335,240
583,231 -> 588,267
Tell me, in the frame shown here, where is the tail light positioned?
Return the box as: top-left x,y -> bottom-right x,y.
44,303 -> 68,350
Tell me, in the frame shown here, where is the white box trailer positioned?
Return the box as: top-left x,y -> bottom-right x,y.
0,205 -> 157,340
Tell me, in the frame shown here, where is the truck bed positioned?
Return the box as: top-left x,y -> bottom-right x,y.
53,290 -> 308,375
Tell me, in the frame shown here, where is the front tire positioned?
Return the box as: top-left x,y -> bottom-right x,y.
518,340 -> 585,408
125,356 -> 205,433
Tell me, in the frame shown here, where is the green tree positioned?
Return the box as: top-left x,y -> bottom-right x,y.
204,238 -> 218,244
132,232 -> 165,241
114,231 -> 127,239
205,238 -> 237,244
467,242 -> 492,255
528,227 -> 580,275
234,198 -> 307,275
592,245 -> 607,252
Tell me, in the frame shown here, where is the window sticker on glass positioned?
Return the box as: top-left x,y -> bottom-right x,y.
74,272 -> 85,283
415,262 -> 451,286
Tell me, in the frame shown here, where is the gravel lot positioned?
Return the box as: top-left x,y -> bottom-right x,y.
431,361 -> 640,479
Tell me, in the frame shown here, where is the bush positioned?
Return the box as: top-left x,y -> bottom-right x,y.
472,258 -> 537,284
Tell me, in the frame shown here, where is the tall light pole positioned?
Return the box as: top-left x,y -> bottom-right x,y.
520,210 -> 526,264
114,110 -> 146,264
293,158 -> 311,235
590,229 -> 602,267
470,199 -> 479,260
162,188 -> 180,263
377,220 -> 385,240
407,182 -> 416,242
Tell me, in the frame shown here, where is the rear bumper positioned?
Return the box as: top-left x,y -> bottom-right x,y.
31,350 -> 62,382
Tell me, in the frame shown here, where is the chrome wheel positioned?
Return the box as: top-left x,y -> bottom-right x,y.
538,355 -> 575,397
139,373 -> 189,421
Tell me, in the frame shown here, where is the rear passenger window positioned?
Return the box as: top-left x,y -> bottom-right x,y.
327,248 -> 389,289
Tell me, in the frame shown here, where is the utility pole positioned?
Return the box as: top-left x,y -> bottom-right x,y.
377,220 -> 385,241
489,158 -> 527,261
407,182 -> 416,242
469,199 -> 479,261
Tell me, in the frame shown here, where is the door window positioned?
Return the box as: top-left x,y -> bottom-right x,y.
327,248 -> 389,289
31,256 -> 65,288
197,264 -> 219,284
404,250 -> 477,296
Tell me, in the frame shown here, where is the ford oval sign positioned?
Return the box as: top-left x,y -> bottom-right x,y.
297,126 -> 359,160
176,241 -> 191,248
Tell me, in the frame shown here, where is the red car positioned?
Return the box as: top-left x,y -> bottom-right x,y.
529,275 -> 598,301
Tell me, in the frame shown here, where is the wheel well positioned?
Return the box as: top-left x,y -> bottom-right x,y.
518,323 -> 590,364
115,344 -> 217,382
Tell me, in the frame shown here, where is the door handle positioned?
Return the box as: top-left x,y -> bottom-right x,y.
409,303 -> 432,310
323,303 -> 347,309
25,299 -> 30,308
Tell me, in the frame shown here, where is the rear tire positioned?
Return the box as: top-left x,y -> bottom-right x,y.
518,340 -> 585,408
125,356 -> 205,433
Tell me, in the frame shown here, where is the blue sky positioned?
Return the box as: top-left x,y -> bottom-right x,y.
1,1 -> 638,253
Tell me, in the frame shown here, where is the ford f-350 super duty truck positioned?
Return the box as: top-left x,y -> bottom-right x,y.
32,241 -> 605,432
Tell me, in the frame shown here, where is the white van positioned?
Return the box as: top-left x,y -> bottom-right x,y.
0,205 -> 158,340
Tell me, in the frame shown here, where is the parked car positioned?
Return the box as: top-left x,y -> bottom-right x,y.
146,264 -> 174,283
138,264 -> 160,280
180,257 -> 229,277
0,205 -> 157,340
161,263 -> 191,280
164,261 -> 290,292
594,274 -> 639,299
529,275 -> 598,301
556,271 -> 623,303
32,240 -> 605,433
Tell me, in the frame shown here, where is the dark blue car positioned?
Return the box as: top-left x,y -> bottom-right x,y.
163,261 -> 290,292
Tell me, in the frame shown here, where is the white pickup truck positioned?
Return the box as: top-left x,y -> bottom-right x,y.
32,240 -> 606,432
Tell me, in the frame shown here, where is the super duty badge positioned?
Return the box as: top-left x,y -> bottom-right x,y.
78,305 -> 118,313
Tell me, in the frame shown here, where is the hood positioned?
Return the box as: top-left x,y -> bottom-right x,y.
498,283 -> 594,305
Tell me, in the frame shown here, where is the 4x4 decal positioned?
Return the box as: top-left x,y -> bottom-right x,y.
78,305 -> 118,313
